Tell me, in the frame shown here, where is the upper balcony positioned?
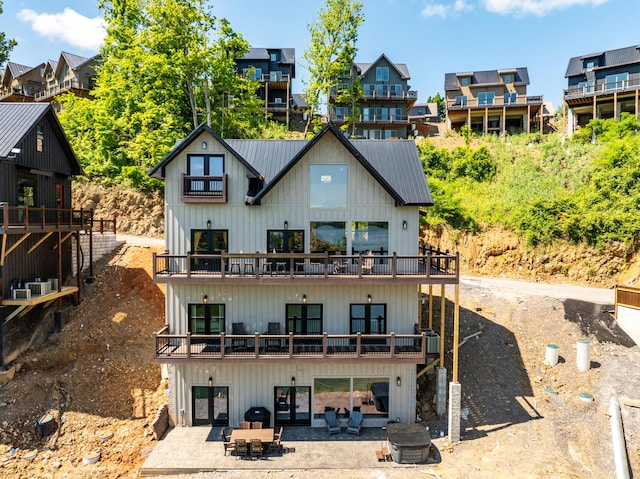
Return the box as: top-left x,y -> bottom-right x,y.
152,251 -> 459,286
329,112 -> 409,126
447,95 -> 543,111
0,203 -> 92,234
153,326 -> 439,365
34,79 -> 93,101
563,77 -> 640,102
259,73 -> 291,90
329,88 -> 418,103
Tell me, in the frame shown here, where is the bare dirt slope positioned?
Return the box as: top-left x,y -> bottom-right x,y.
0,244 -> 167,478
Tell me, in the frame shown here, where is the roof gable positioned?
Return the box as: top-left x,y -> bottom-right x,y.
0,102 -> 83,175
565,45 -> 640,77
356,53 -> 410,80
148,123 -> 262,180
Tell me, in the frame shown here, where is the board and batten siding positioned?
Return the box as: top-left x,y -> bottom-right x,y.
163,131 -> 420,256
170,361 -> 416,428
166,283 -> 419,336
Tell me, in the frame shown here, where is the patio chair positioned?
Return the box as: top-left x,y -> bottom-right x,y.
232,322 -> 249,348
324,409 -> 341,436
347,410 -> 363,436
269,426 -> 284,454
362,251 -> 374,274
240,421 -> 251,429
233,438 -> 248,459
251,421 -> 262,429
265,322 -> 282,350
250,438 -> 263,459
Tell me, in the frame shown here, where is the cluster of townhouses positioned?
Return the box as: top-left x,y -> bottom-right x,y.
3,44 -> 639,137
1,42 -> 640,437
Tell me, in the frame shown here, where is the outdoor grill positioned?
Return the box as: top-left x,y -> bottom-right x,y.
244,406 -> 271,428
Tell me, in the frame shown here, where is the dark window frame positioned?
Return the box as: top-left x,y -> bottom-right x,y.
349,303 -> 387,334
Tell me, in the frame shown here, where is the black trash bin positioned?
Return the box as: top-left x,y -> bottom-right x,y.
244,406 -> 271,428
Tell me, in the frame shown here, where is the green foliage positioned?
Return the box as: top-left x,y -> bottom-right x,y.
420,124 -> 640,249
303,0 -> 364,135
425,92 -> 445,121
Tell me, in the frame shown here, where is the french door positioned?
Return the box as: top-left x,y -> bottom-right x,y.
274,386 -> 311,426
192,385 -> 229,426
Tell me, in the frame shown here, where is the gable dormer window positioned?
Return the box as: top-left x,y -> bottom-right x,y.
584,58 -> 599,71
503,74 -> 512,83
376,67 -> 389,82
459,77 -> 469,86
270,52 -> 278,62
182,154 -> 227,202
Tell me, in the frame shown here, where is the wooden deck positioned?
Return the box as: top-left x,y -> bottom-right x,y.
2,285 -> 79,306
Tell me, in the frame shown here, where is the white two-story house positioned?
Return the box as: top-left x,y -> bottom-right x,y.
149,123 -> 458,430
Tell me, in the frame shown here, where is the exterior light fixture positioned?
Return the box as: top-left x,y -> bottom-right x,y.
402,220 -> 408,230
284,220 -> 288,230
396,376 -> 401,387
207,220 -> 211,229
367,294 -> 372,303
291,377 -> 296,387
202,141 -> 208,150
209,377 -> 213,387
203,294 -> 208,303
302,294 -> 307,303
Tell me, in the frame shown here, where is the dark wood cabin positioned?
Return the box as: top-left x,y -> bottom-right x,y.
0,102 -> 89,366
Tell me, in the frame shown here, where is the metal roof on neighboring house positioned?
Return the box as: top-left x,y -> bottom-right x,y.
291,93 -> 308,108
565,45 -> 640,77
150,124 -> 432,206
2,62 -> 33,85
444,67 -> 530,90
237,48 -> 296,65
355,53 -> 411,80
0,103 -> 83,176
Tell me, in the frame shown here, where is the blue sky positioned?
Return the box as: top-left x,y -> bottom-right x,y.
2,0 -> 638,110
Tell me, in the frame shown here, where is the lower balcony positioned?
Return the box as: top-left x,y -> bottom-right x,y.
152,252 -> 459,285
153,328 -> 436,364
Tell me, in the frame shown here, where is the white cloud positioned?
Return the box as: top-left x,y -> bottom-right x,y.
422,1 -> 470,18
17,8 -> 105,52
482,0 -> 610,16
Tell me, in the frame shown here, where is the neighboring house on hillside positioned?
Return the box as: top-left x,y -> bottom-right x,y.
408,102 -> 441,137
0,62 -> 45,102
0,102 -> 90,367
235,48 -> 300,128
564,44 -> 640,136
35,52 -> 101,103
149,123 -> 460,430
444,67 -> 545,135
328,54 -> 418,139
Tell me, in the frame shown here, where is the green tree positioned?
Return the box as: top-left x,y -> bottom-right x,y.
426,92 -> 445,121
0,1 -> 17,66
59,0 -> 263,189
303,0 -> 364,136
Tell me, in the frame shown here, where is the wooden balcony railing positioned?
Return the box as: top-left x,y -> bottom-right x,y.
330,89 -> 418,101
329,113 -> 409,124
260,73 -> 291,83
152,252 -> 459,284
563,77 -> 640,99
34,79 -> 93,100
153,326 -> 431,363
447,95 -> 543,110
0,203 -> 93,233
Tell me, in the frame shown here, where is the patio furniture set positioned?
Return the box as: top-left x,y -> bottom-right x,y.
324,409 -> 363,436
223,425 -> 284,459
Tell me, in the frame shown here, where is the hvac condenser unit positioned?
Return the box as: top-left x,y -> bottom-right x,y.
25,281 -> 51,296
12,289 -> 31,300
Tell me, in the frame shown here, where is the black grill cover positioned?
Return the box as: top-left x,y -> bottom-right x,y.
244,406 -> 271,428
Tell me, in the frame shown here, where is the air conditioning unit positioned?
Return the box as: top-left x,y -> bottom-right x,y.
26,281 -> 51,296
48,278 -> 59,291
12,289 -> 31,300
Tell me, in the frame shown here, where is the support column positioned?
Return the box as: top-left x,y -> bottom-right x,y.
635,90 -> 639,120
593,96 -> 597,121
453,283 -> 460,382
484,108 -> 488,136
614,91 -> 619,121
439,284 -> 445,368
527,105 -> 531,134
448,381 -> 461,443
436,366 -> 447,416
502,105 -> 506,135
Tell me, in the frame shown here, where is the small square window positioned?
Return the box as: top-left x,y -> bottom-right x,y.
460,77 -> 469,86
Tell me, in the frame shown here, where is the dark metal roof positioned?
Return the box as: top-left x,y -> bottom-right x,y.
2,62 -> 32,87
237,48 -> 295,65
444,67 -> 530,90
355,53 -> 411,80
150,125 -> 432,206
0,102 -> 83,175
565,45 -> 640,77
291,93 -> 308,108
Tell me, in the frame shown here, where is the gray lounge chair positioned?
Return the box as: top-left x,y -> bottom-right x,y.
324,410 -> 340,436
347,410 -> 363,436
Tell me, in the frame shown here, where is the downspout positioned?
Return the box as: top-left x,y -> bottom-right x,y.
609,396 -> 630,479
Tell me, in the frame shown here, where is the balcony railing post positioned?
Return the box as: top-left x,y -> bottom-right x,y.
392,252 -> 397,278
153,332 -> 158,358
390,332 -> 396,358
186,333 -> 192,359
40,205 -> 45,229
288,332 -> 294,358
323,332 -> 328,358
422,333 -> 427,360
426,253 -> 431,279
220,332 -> 225,359
186,253 -> 192,278
356,332 -> 361,358
254,332 -> 260,358
152,252 -> 157,281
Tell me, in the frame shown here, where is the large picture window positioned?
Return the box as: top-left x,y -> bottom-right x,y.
314,377 -> 389,419
478,92 -> 495,106
310,222 -> 346,253
310,164 -> 347,208
605,73 -> 628,90
351,221 -> 388,255
188,154 -> 224,176
376,67 -> 389,82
